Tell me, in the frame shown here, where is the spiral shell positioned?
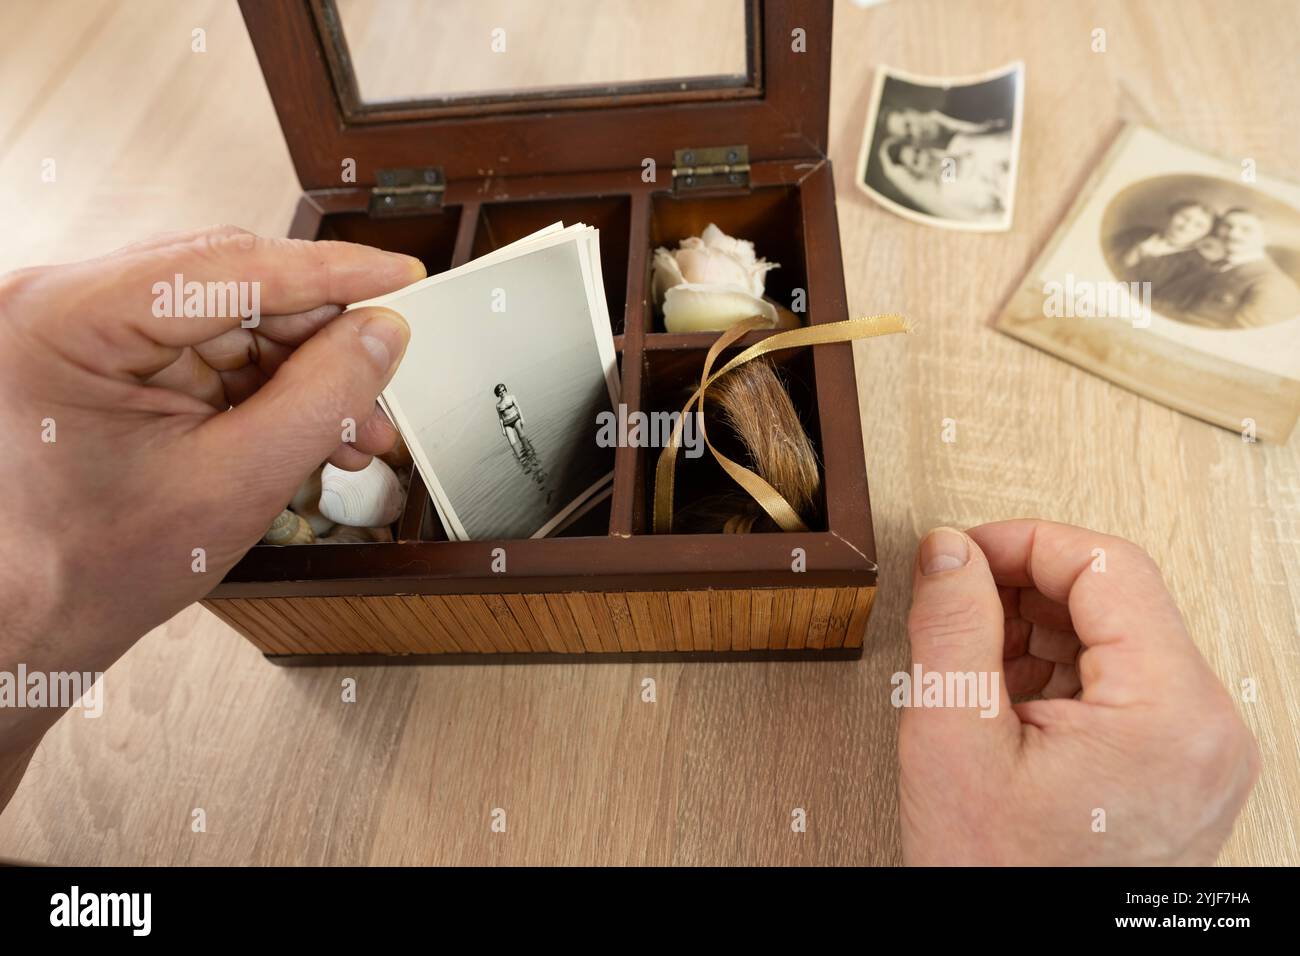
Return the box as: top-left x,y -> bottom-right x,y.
262,509 -> 315,546
287,467 -> 335,536
300,509 -> 336,537
318,458 -> 404,528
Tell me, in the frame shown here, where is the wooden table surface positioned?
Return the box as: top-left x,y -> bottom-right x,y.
1,0 -> 1296,866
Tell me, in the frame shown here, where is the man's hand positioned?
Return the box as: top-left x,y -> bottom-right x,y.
899,520 -> 1260,865
0,225 -> 423,756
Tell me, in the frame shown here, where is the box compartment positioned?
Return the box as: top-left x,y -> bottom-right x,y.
637,343 -> 828,535
317,207 -> 462,274
471,196 -> 632,334
646,185 -> 808,342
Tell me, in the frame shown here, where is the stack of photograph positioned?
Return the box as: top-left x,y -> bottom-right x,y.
357,223 -> 621,541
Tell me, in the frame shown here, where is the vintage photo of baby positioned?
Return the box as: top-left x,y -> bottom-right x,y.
856,62 -> 1024,231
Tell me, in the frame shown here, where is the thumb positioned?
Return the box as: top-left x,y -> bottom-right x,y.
902,526 -> 1015,738
205,306 -> 410,497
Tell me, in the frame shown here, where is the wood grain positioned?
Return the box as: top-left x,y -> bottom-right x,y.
207,588 -> 874,657
0,0 -> 1296,866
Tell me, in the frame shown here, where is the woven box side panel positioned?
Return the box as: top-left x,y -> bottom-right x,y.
203,587 -> 876,655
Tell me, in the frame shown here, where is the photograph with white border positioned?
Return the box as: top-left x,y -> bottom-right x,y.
855,61 -> 1024,231
356,223 -> 620,540
996,124 -> 1300,441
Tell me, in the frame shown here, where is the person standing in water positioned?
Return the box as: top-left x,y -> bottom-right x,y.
494,382 -> 526,457
494,382 -> 550,499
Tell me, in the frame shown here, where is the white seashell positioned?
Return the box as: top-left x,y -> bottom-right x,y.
662,284 -> 779,333
288,467 -> 335,535
300,509 -> 335,537
318,458 -> 404,528
290,467 -> 322,513
263,509 -> 315,546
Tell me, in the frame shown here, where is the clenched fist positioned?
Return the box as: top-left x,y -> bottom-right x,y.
899,520 -> 1260,865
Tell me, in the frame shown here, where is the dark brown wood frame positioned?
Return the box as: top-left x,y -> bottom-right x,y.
238,0 -> 831,186
309,0 -> 765,122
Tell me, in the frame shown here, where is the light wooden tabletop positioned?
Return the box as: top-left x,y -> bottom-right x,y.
1,0 -> 1296,866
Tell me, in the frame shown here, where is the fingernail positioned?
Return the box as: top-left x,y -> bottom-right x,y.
385,252 -> 426,282
920,527 -> 969,575
358,309 -> 409,372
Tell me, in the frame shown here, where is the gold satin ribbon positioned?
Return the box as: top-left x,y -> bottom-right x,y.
653,313 -> 910,534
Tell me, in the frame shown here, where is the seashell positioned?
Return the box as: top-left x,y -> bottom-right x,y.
300,509 -> 335,537
321,525 -> 394,544
262,509 -> 315,546
288,467 -> 335,536
318,458 -> 404,528
290,467 -> 322,514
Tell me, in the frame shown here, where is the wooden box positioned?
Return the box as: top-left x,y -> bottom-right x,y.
204,0 -> 879,662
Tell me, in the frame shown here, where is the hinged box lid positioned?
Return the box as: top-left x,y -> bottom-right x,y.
239,0 -> 831,191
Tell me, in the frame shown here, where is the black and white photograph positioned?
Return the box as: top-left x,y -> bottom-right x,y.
855,61 -> 1024,231
997,123 -> 1300,441
360,224 -> 620,540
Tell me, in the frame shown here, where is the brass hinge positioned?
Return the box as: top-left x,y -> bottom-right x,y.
369,166 -> 446,217
672,145 -> 750,194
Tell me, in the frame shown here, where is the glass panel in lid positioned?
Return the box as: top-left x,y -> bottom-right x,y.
319,0 -> 759,119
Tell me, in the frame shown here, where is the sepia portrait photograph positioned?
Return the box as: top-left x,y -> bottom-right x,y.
997,123 -> 1300,441
855,61 -> 1024,231
1103,176 -> 1300,331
